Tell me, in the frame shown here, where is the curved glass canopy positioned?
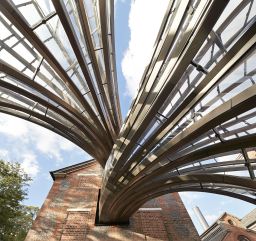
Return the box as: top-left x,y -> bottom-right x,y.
100,0 -> 256,223
0,0 -> 255,223
0,0 -> 121,167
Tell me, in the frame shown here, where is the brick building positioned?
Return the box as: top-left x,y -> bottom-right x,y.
25,159 -> 200,241
201,213 -> 256,241
242,209 -> 256,232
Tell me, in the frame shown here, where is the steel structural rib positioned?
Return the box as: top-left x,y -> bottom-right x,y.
113,16 -> 256,184
107,135 -> 256,221
100,0 -> 256,223
0,0 -> 256,224
0,0 -> 122,166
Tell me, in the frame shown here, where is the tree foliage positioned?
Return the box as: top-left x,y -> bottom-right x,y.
0,160 -> 38,241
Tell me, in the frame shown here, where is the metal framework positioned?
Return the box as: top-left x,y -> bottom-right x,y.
100,0 -> 256,223
0,0 -> 121,167
0,0 -> 256,224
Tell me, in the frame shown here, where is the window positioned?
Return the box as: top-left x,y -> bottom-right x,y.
237,235 -> 251,241
228,219 -> 235,225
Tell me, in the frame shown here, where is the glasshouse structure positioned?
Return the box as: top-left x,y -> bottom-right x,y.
0,0 -> 255,240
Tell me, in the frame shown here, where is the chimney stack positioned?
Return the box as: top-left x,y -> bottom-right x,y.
193,206 -> 209,231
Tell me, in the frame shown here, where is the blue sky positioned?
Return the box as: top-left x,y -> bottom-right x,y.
0,0 -> 254,235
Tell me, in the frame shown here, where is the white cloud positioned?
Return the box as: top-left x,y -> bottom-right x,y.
0,113 -> 78,161
0,149 -> 10,161
30,127 -> 69,162
21,152 -> 39,178
31,125 -> 77,161
0,115 -> 28,138
122,0 -> 169,97
0,143 -> 39,179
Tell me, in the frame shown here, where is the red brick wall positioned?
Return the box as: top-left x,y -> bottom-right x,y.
26,162 -> 199,241
222,224 -> 256,241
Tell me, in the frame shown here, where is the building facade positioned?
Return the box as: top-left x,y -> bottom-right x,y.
242,209 -> 256,232
201,213 -> 256,241
26,160 -> 199,241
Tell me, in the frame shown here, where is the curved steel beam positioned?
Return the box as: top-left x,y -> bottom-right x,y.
0,108 -> 85,149
101,81 -> 256,211
113,19 -> 256,182
127,83 -> 256,181
106,0 -> 230,181
0,101 -> 99,158
52,0 -> 117,141
0,0 -> 115,156
98,0 -> 122,133
0,61 -> 110,160
120,187 -> 256,222
0,82 -> 106,163
0,0 -> 255,226
119,134 -> 256,194
108,0 -> 123,129
111,174 -> 256,222
100,133 -> 256,222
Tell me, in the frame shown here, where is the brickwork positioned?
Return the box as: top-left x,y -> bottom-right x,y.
221,224 -> 256,241
26,161 -> 200,241
131,211 -> 169,240
201,213 -> 256,241
61,211 -> 90,241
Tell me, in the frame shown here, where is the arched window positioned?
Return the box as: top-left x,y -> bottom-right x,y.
237,235 -> 251,241
228,219 -> 235,225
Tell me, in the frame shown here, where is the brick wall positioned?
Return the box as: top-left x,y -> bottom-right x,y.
25,161 -> 200,241
221,224 -> 256,241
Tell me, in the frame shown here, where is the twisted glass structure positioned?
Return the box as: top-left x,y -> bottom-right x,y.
0,0 -> 255,223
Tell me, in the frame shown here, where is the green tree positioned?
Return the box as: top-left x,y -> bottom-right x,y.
0,160 -> 38,241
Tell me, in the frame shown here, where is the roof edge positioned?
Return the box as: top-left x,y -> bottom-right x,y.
49,158 -> 96,180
